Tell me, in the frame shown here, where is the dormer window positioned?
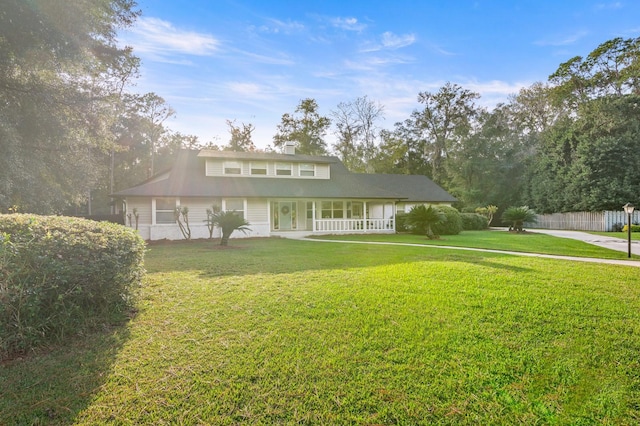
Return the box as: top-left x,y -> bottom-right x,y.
224,161 -> 242,175
276,163 -> 292,176
299,163 -> 315,177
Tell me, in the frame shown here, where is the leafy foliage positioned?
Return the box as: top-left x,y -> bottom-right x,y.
431,205 -> 464,236
0,0 -> 141,213
0,214 -> 145,360
273,98 -> 331,155
461,213 -> 489,230
207,211 -> 250,246
502,206 -> 538,232
404,205 -> 446,239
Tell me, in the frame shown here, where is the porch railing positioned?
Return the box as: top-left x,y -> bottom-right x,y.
314,218 -> 394,232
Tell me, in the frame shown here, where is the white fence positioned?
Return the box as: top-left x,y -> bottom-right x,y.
314,218 -> 395,233
529,211 -> 640,232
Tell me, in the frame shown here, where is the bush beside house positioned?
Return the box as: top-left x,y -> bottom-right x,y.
432,206 -> 463,236
0,214 -> 145,360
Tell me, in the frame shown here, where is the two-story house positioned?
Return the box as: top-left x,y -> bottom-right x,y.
113,146 -> 457,240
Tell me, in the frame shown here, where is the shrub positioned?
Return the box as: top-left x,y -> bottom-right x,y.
431,206 -> 463,236
405,205 -> 446,239
461,213 -> 489,230
395,212 -> 409,232
0,214 -> 145,360
622,224 -> 640,233
502,206 -> 537,232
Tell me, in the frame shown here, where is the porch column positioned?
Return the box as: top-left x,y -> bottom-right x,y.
364,201 -> 368,232
312,201 -> 317,232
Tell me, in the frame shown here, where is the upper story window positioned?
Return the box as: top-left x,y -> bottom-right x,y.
223,161 -> 242,175
276,163 -> 292,176
250,162 -> 267,175
156,197 -> 176,224
299,163 -> 315,177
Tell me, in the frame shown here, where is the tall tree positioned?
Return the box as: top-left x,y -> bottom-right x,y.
273,98 -> 331,155
414,83 -> 480,184
549,37 -> 640,108
223,119 -> 256,152
130,92 -> 175,177
331,96 -> 384,172
0,0 -> 140,213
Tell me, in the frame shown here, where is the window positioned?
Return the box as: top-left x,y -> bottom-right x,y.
224,199 -> 244,218
223,161 -> 242,175
250,162 -> 267,175
276,163 -> 292,176
347,201 -> 363,218
156,197 -> 176,224
321,200 -> 344,218
299,163 -> 315,177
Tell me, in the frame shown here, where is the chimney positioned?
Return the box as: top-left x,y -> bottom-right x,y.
284,141 -> 296,155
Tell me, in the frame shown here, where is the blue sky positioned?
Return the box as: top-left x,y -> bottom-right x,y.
120,1 -> 640,150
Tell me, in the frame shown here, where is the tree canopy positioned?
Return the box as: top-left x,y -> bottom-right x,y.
0,0 -> 141,213
2,8 -> 638,220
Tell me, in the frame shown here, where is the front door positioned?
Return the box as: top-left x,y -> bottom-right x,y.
279,202 -> 293,230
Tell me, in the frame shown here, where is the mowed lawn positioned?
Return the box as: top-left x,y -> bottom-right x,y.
2,236 -> 640,425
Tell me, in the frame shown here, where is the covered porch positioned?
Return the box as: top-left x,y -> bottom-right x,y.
270,199 -> 396,234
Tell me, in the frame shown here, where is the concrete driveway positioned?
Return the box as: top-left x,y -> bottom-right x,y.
526,228 -> 640,256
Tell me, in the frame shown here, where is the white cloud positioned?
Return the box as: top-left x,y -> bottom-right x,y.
381,31 -> 416,49
330,17 -> 367,32
595,2 -> 623,10
122,17 -> 219,60
360,31 -> 416,52
255,18 -> 305,34
534,30 -> 588,46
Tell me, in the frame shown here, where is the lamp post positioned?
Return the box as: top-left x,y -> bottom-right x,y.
623,203 -> 635,258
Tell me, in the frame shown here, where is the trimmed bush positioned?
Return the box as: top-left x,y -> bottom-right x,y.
622,224 -> 640,233
461,213 -> 489,230
395,212 -> 409,233
0,214 -> 145,359
431,206 -> 463,235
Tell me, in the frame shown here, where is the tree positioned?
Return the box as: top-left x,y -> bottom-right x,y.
445,106 -> 527,210
502,206 -> 537,232
223,120 -> 256,152
405,205 -> 446,239
414,83 -> 480,184
208,211 -> 251,246
273,98 -> 331,155
0,0 -> 141,213
549,37 -> 640,109
331,96 -> 384,172
131,93 -> 176,177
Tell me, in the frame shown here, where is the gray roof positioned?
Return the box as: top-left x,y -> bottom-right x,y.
114,150 -> 457,203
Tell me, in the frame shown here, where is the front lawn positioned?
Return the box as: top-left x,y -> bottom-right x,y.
313,229 -> 638,259
2,238 -> 640,424
589,231 -> 640,241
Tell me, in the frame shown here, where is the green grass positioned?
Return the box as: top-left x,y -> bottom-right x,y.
313,230 -> 639,259
589,231 -> 640,241
2,237 -> 640,424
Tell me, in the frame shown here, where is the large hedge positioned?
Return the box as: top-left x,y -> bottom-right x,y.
431,206 -> 463,235
461,213 -> 489,230
0,214 -> 145,359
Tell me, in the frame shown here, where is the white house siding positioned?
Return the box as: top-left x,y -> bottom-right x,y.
316,164 -> 330,179
246,198 -> 270,237
125,197 -> 152,240
205,159 -> 223,176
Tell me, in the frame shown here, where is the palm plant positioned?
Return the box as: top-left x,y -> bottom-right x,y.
209,211 -> 250,246
502,206 -> 537,232
405,205 -> 446,239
